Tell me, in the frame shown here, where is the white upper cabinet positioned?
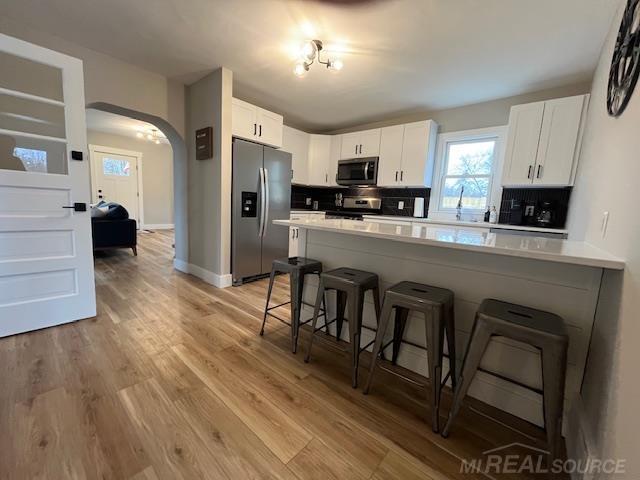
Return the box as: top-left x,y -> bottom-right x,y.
232,98 -> 283,148
502,94 -> 588,187
307,134 -> 332,186
534,96 -> 587,185
339,128 -> 381,159
378,125 -> 404,186
378,120 -> 439,187
282,126 -> 309,184
400,120 -> 438,186
328,135 -> 341,186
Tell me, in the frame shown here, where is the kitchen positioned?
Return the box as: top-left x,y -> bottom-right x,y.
1,0 -> 637,477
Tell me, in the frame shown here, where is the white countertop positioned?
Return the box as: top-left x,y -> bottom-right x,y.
363,215 -> 569,234
274,218 -> 624,270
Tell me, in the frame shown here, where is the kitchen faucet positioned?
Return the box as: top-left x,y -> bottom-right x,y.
456,186 -> 464,221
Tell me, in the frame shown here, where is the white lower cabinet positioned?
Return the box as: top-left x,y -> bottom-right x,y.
288,212 -> 323,256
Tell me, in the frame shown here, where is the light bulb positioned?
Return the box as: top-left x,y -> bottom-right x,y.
328,59 -> 344,72
146,134 -> 152,140
136,132 -> 143,138
301,40 -> 317,62
294,62 -> 308,78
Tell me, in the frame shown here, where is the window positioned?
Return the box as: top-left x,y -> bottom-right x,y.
13,147 -> 48,173
103,157 -> 131,176
432,127 -> 506,216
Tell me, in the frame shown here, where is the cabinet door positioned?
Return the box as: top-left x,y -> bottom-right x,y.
378,125 -> 404,186
533,95 -> 586,186
231,98 -> 257,141
359,128 -> 381,157
400,121 -> 436,186
282,126 -> 309,184
502,102 -> 545,186
256,108 -> 283,148
340,132 -> 360,159
308,135 -> 332,185
328,135 -> 341,185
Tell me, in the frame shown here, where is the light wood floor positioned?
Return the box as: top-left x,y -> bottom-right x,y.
0,230 -> 557,479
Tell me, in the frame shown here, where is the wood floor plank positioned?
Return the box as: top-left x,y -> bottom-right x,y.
118,378 -> 229,479
175,387 -> 299,480
287,438 -> 370,480
173,343 -> 313,464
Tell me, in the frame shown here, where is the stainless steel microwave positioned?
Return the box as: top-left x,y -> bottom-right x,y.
336,157 -> 378,186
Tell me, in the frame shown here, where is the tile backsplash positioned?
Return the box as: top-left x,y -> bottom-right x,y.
291,185 -> 430,217
498,187 -> 572,228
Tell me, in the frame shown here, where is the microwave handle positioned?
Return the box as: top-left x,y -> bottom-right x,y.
364,161 -> 369,180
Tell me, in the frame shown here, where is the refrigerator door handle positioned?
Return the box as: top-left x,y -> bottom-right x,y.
263,168 -> 270,237
258,167 -> 266,237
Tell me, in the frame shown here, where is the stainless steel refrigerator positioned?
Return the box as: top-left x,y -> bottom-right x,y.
232,139 -> 291,285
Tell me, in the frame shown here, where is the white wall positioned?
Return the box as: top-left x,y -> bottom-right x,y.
566,2 -> 640,477
87,130 -> 174,226
325,83 -> 591,134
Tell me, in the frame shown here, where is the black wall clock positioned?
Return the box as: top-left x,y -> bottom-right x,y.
608,0 -> 640,117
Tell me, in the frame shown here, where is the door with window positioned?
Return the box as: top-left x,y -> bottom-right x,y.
0,33 -> 95,337
90,146 -> 140,224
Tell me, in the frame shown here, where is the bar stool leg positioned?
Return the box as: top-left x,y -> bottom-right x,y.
445,301 -> 457,390
425,306 -> 445,433
371,285 -> 386,361
348,291 -> 365,388
290,270 -> 305,353
335,290 -> 347,341
442,317 -> 493,437
541,341 -> 568,462
304,280 -> 326,363
260,269 -> 277,336
392,307 -> 409,365
363,296 -> 394,394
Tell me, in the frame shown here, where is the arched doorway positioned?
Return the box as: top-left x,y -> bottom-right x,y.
86,102 -> 188,269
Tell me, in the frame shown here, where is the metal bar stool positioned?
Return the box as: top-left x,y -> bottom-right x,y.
363,281 -> 456,433
260,257 -> 327,353
305,267 -> 381,388
441,298 -> 568,461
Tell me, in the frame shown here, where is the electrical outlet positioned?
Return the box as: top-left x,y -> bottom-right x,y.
398,201 -> 404,210
601,211 -> 610,238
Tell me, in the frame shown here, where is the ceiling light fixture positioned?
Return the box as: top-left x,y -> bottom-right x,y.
136,128 -> 163,144
294,39 -> 344,77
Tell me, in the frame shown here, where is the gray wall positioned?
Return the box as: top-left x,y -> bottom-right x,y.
325,83 -> 591,134
186,67 -> 233,280
87,130 -> 174,226
566,3 -> 640,476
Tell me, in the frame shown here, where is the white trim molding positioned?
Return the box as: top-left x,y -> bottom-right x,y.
173,259 -> 232,289
144,223 -> 175,230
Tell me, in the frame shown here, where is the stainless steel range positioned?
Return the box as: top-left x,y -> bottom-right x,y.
325,196 -> 382,220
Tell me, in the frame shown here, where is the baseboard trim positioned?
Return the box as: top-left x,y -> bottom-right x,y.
172,260 -> 232,289
143,223 -> 174,230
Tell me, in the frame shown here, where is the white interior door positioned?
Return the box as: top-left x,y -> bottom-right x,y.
0,33 -> 96,337
90,147 -> 140,224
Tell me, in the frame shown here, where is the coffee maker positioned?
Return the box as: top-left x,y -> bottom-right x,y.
536,201 -> 557,227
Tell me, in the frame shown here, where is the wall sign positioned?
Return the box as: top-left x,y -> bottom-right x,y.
195,127 -> 213,160
607,0 -> 640,117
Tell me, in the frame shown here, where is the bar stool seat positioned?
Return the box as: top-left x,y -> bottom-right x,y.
260,256 -> 326,353
442,298 -> 569,462
305,267 -> 381,388
363,281 -> 456,433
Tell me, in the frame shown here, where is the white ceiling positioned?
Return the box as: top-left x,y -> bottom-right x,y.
1,0 -> 619,131
86,109 -> 169,144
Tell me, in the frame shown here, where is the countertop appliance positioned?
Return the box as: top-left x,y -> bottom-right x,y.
232,139 -> 291,285
325,196 -> 381,220
536,201 -> 557,227
336,157 -> 378,186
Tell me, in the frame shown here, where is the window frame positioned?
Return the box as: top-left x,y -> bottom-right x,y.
430,126 -> 507,219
